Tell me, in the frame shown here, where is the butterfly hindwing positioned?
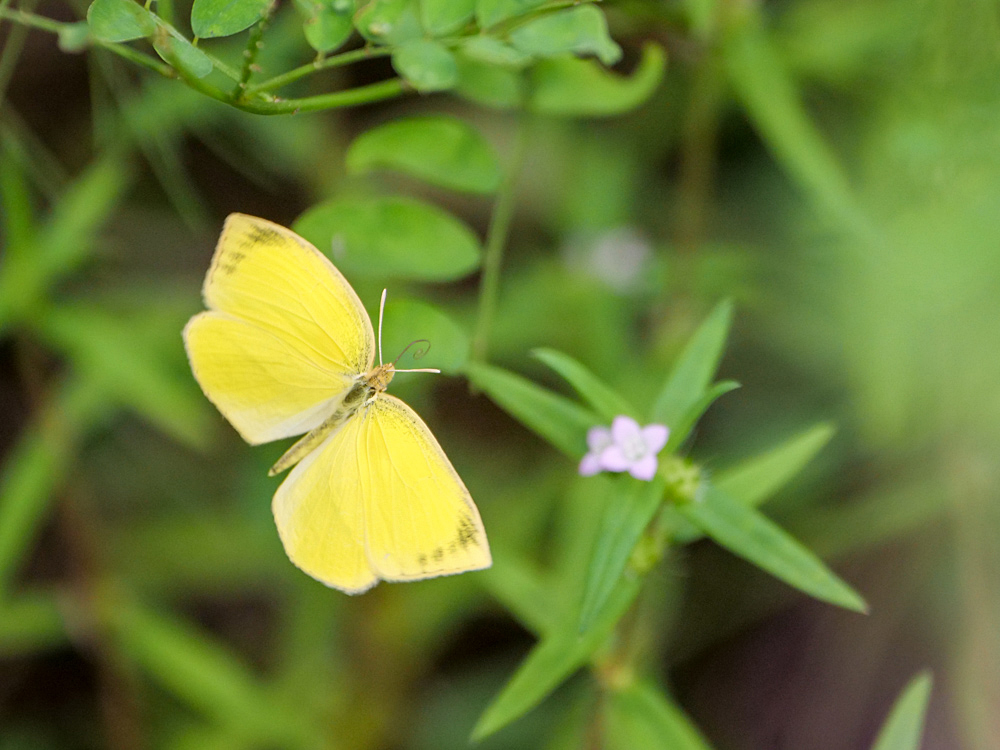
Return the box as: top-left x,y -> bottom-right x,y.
271,394 -> 490,592
362,395 -> 491,582
272,416 -> 378,594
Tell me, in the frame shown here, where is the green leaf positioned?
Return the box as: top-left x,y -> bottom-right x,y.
354,0 -> 422,45
421,0 -> 474,35
509,6 -> 621,66
472,575 -> 641,741
58,21 -> 93,52
381,298 -> 469,374
108,600 -> 315,745
650,300 -> 732,428
666,379 -> 740,450
294,196 -> 481,281
191,0 -> 271,38
86,0 -> 156,42
577,477 -> 664,632
459,35 -> 531,68
679,486 -> 867,613
682,0 -> 717,40
0,592 -> 68,656
38,305 -> 211,448
346,115 -> 501,194
871,672 -> 933,750
152,25 -> 214,78
605,679 -> 714,750
0,378 -> 108,596
465,362 -> 597,459
391,39 -> 458,92
721,9 -> 862,227
714,423 -> 836,507
475,0 -> 547,29
529,43 -> 666,117
454,51 -> 524,108
294,0 -> 354,53
481,552 -> 554,636
532,348 -> 635,421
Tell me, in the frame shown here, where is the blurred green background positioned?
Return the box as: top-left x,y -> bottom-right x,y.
1,0 -> 998,748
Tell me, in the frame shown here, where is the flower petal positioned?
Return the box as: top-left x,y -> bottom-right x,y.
628,454 -> 658,481
611,414 -> 641,445
579,453 -> 603,476
586,426 -> 612,453
600,444 -> 630,472
641,424 -> 669,455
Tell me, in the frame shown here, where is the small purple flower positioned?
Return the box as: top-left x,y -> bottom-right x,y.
579,415 -> 670,481
579,425 -> 613,477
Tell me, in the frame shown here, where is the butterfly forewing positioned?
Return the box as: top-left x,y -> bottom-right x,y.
184,214 -> 375,444
184,313 -> 353,444
204,213 -> 375,376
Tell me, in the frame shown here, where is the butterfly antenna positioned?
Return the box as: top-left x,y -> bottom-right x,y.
378,288 -> 387,366
394,339 -> 441,374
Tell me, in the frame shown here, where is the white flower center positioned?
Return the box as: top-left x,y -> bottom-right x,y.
621,434 -> 647,462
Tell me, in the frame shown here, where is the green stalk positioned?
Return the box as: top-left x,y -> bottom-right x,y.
470,115 -> 530,364
232,10 -> 273,99
245,46 -> 393,95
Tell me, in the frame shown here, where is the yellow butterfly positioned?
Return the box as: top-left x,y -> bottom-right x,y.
183,214 -> 491,593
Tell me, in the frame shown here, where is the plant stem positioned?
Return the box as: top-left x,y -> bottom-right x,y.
245,46 -> 393,95
0,0 -> 37,104
177,62 -> 407,114
0,7 -> 175,78
470,116 -> 530,364
233,10 -> 272,98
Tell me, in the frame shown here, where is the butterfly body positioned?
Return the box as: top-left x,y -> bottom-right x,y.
184,214 -> 490,594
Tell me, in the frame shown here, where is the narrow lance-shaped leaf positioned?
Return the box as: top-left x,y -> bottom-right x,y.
0,155 -> 129,328
721,8 -> 863,228
577,477 -> 665,632
871,671 -> 932,750
0,378 -> 109,596
472,574 -> 642,741
481,551 -> 554,636
533,347 -> 636,421
0,592 -> 68,656
605,679 -> 715,750
713,422 -> 835,506
466,362 -> 597,459
37,305 -> 211,448
672,422 -> 835,545
680,485 -> 867,613
650,300 -> 732,428
346,116 -> 501,194
666,379 -> 740,450
107,599 -> 315,744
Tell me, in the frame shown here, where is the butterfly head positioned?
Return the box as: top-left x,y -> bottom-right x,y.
365,363 -> 396,393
